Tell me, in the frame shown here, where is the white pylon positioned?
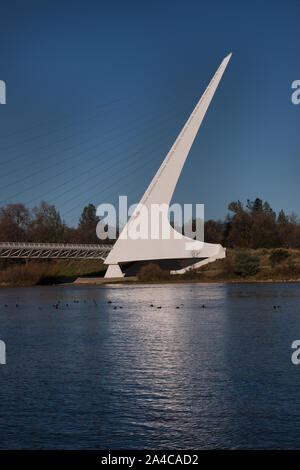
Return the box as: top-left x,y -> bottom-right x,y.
104,54 -> 232,278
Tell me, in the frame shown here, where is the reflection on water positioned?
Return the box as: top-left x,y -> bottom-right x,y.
0,282 -> 300,449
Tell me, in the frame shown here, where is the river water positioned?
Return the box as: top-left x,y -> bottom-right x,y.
0,282 -> 300,449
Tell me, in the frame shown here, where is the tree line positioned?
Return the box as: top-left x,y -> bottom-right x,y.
0,198 -> 299,248
0,201 -> 106,244
204,198 -> 300,249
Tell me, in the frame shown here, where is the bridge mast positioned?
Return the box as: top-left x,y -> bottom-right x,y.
105,54 -> 232,278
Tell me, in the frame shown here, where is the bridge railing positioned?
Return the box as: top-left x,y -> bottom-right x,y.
0,242 -> 112,249
0,242 -> 113,259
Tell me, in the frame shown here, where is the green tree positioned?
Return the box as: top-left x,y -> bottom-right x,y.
246,198 -> 276,218
233,251 -> 260,277
269,249 -> 289,267
78,203 -> 100,243
277,209 -> 288,226
246,198 -> 263,215
262,201 -> 276,220
79,203 -> 99,227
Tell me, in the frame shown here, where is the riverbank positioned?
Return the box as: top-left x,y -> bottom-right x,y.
1,248 -> 300,286
74,277 -> 300,285
169,248 -> 300,283
0,258 -> 106,286
75,248 -> 300,285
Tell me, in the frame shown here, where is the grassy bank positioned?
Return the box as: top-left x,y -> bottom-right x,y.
1,248 -> 300,286
0,259 -> 105,286
137,248 -> 300,283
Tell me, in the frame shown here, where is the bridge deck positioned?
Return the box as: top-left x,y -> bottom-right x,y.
0,242 -> 112,259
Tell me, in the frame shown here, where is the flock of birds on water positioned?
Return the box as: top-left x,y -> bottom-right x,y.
1,299 -> 207,310
0,299 -> 283,310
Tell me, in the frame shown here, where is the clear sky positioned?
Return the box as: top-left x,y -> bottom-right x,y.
0,0 -> 299,226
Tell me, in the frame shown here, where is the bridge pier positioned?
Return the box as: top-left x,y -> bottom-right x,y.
105,264 -> 124,278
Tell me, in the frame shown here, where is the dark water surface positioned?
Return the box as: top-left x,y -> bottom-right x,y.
0,282 -> 300,449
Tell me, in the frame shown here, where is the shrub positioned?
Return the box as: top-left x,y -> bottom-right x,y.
233,251 -> 260,277
269,249 -> 289,266
137,263 -> 170,282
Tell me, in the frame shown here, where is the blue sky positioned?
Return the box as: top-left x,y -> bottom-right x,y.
0,0 -> 299,226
